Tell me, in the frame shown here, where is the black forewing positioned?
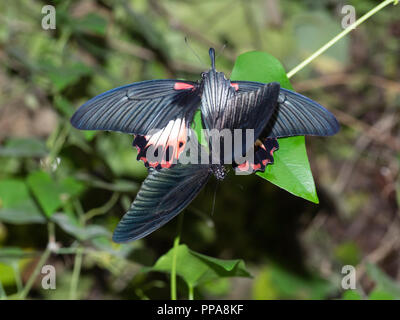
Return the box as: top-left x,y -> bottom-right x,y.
112,164 -> 211,243
234,81 -> 340,137
70,80 -> 200,135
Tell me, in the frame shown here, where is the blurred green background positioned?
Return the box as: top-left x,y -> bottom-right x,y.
0,0 -> 399,300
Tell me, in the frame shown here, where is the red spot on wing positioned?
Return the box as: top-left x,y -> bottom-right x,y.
230,83 -> 239,91
237,161 -> 250,171
234,138 -> 279,174
174,82 -> 195,90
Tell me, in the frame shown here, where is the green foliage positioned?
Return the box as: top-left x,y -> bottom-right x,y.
252,264 -> 334,300
368,290 -> 395,300
27,171 -> 84,217
145,244 -> 251,292
0,180 -> 45,224
366,263 -> 400,299
334,241 -> 361,266
0,247 -> 33,290
342,290 -> 362,300
0,138 -> 48,158
51,213 -> 110,241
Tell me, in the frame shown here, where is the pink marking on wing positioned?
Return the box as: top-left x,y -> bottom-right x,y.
230,83 -> 239,91
174,82 -> 194,90
262,159 -> 268,165
237,161 -> 250,171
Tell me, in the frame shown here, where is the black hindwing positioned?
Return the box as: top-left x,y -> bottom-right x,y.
234,81 -> 340,138
112,164 -> 211,243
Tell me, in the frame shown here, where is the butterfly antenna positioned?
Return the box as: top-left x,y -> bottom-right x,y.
215,43 -> 227,62
184,37 -> 205,66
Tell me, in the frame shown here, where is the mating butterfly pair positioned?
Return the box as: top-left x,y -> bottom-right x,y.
71,48 -> 339,242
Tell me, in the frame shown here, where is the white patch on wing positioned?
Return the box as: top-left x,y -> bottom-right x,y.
144,118 -> 187,168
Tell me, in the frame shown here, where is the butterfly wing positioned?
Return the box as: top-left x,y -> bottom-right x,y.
234,138 -> 279,174
218,82 -> 281,138
201,72 -> 281,163
201,72 -> 280,138
112,163 -> 211,243
71,79 -> 201,168
233,81 -> 340,137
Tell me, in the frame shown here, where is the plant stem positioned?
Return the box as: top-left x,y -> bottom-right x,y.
19,222 -> 55,299
171,213 -> 184,300
84,192 -> 119,222
69,246 -> 83,300
286,0 -> 398,78
47,122 -> 70,165
19,247 -> 51,299
12,263 -> 23,293
188,285 -> 194,300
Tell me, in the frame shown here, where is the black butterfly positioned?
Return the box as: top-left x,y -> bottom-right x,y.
71,48 -> 339,242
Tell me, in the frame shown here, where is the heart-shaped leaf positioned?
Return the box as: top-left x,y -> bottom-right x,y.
145,244 -> 251,289
231,51 -> 318,203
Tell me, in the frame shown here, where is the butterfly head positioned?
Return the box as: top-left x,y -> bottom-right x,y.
210,164 -> 227,181
200,48 -> 218,79
209,47 -> 216,70
200,48 -> 232,90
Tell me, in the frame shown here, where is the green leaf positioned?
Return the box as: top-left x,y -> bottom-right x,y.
366,263 -> 400,298
0,179 -> 45,224
0,263 -> 17,287
96,133 -> 148,179
191,110 -> 208,148
335,241 -> 361,266
0,247 -> 36,265
342,290 -> 362,300
74,13 -> 107,35
262,136 -> 318,203
83,130 -> 97,141
231,51 -> 318,203
39,60 -> 92,92
54,95 -> 75,118
368,289 -> 395,300
253,264 -> 334,300
0,138 -> 48,157
0,208 -> 46,225
146,244 -> 251,288
231,51 -> 293,89
27,171 -> 85,217
51,213 -> 110,241
0,248 -> 34,287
